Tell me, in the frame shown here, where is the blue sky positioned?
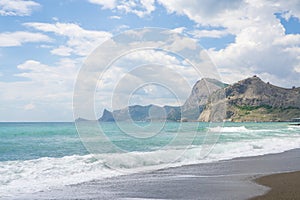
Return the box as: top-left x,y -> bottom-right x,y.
0,0 -> 300,121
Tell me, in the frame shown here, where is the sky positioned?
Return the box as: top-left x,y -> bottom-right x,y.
0,0 -> 300,121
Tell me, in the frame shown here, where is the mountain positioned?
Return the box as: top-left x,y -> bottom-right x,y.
75,117 -> 90,122
199,76 -> 300,122
181,78 -> 227,120
99,109 -> 115,122
98,78 -> 225,122
98,104 -> 181,122
97,76 -> 300,122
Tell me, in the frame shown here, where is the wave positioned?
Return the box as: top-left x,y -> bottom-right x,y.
0,154 -> 123,198
288,125 -> 300,130
208,126 -> 294,134
208,126 -> 250,133
1,134 -> 300,198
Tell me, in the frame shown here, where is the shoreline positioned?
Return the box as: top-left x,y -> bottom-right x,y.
250,170 -> 300,200
14,148 -> 300,200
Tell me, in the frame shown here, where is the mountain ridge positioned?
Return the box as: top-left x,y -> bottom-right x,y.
98,104 -> 181,122
199,76 -> 300,122
81,76 -> 300,122
98,78 -> 226,122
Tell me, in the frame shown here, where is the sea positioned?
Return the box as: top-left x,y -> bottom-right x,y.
0,122 -> 300,198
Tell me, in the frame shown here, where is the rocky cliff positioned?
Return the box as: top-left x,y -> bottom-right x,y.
199,76 -> 300,122
181,78 -> 227,120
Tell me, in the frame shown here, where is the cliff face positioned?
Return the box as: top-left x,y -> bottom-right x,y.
99,109 -> 115,122
181,78 -> 227,120
199,76 -> 300,122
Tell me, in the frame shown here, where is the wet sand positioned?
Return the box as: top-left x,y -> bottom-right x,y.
13,148 -> 300,200
251,171 -> 300,200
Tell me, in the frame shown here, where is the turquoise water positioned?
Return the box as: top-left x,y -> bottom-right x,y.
1,122 -> 298,161
0,122 -> 300,197
0,122 -> 87,161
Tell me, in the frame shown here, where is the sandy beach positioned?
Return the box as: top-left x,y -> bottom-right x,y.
12,148 -> 300,200
251,171 -> 300,200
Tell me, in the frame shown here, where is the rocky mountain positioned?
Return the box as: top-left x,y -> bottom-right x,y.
97,76 -> 300,122
199,76 -> 300,122
181,78 -> 227,120
98,104 -> 181,122
75,117 -> 90,122
98,78 -> 225,122
99,109 -> 115,122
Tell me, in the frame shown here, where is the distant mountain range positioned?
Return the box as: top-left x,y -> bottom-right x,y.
82,76 -> 300,122
99,105 -> 181,122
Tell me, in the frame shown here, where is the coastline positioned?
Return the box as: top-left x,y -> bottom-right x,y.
14,148 -> 300,200
250,171 -> 300,200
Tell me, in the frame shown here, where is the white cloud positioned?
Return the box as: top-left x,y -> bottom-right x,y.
171,27 -> 186,34
156,0 -> 300,87
24,22 -> 112,56
51,46 -> 73,56
40,44 -> 53,49
121,49 -> 182,65
0,58 -> 80,121
0,31 -> 51,47
295,64 -> 300,73
114,24 -> 130,32
16,59 -> 79,82
164,34 -> 198,52
52,17 -> 59,21
86,1 -> 300,88
89,0 -> 155,17
109,15 -> 121,19
190,29 -> 230,39
274,0 -> 300,20
117,0 -> 155,17
157,0 -> 244,28
88,0 -> 116,9
273,34 -> 300,46
0,0 -> 40,16
208,25 -> 300,86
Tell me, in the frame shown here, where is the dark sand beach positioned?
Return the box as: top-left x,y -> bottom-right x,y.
14,148 -> 300,200
251,171 -> 300,200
